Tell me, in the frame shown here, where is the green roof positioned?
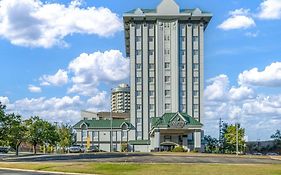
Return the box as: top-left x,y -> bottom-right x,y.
128,140 -> 151,145
151,112 -> 202,129
73,119 -> 132,129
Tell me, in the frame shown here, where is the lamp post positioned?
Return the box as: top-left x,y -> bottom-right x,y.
236,122 -> 239,156
110,88 -> 113,152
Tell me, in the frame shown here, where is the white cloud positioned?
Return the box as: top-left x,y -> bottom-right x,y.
204,67 -> 281,140
4,94 -> 109,123
0,96 -> 9,106
40,69 -> 68,86
218,8 -> 256,30
238,62 -> 281,87
0,0 -> 122,48
68,50 -> 129,96
258,0 -> 281,19
204,74 -> 229,101
28,85 -> 42,93
229,86 -> 255,101
87,91 -> 109,111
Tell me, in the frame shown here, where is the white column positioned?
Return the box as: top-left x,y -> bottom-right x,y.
155,131 -> 160,149
194,131 -> 201,149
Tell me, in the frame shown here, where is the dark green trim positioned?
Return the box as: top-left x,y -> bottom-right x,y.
128,140 -> 151,145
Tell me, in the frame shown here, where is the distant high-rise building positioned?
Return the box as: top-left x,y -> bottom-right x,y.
111,84 -> 130,113
124,0 -> 212,151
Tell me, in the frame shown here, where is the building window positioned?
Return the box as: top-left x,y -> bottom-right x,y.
149,64 -> 154,69
149,104 -> 154,110
193,50 -> 199,55
148,24 -> 154,29
165,76 -> 171,83
165,103 -> 171,110
182,91 -> 186,97
149,50 -> 154,56
122,130 -> 127,138
82,130 -> 87,140
136,50 -> 142,56
194,64 -> 199,70
194,91 -> 199,97
136,91 -> 141,97
165,90 -> 171,96
181,50 -> 185,56
149,91 -> 155,97
136,24 -> 141,29
164,49 -> 170,55
181,64 -> 185,70
136,64 -> 141,70
136,77 -> 142,83
181,77 -> 186,83
164,62 -> 170,69
193,36 -> 198,42
149,36 -> 154,42
193,104 -> 199,110
136,36 -> 142,42
194,77 -> 199,83
181,36 -> 185,42
137,131 -> 142,139
92,131 -> 98,139
164,35 -> 170,41
136,118 -> 142,124
149,77 -> 155,83
137,104 -> 142,110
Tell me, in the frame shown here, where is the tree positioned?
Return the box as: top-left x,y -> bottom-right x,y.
220,123 -> 245,154
204,135 -> 219,153
57,124 -> 74,153
25,116 -> 59,154
271,130 -> 281,152
5,114 -> 26,156
0,102 -> 8,145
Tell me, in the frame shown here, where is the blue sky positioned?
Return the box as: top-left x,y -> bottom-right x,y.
0,0 -> 281,141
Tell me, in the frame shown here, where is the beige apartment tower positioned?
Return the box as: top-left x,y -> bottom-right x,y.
111,84 -> 130,113
124,0 -> 212,152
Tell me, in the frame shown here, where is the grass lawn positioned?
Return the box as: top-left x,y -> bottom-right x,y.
0,162 -> 281,175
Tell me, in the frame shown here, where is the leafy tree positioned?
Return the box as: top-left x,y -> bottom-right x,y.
204,135 -> 219,153
0,102 -> 8,145
220,123 -> 245,154
25,116 -> 59,154
5,114 -> 26,156
271,130 -> 281,152
57,124 -> 74,153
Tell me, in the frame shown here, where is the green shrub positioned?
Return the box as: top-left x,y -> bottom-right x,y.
172,146 -> 186,152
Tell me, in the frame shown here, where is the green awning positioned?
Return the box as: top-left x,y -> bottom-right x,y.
128,140 -> 151,145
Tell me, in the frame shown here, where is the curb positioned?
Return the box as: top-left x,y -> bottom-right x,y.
0,167 -> 98,175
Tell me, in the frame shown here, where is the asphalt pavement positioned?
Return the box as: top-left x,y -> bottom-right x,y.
2,153 -> 281,164
0,169 -> 55,175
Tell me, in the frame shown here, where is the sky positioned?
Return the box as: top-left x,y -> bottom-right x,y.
0,0 -> 281,141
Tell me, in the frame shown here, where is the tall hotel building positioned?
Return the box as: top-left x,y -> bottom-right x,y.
124,0 -> 212,152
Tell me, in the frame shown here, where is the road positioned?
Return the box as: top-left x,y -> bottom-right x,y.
2,153 -> 281,164
0,169 -> 55,175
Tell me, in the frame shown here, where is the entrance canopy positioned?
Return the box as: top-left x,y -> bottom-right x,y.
150,112 -> 203,135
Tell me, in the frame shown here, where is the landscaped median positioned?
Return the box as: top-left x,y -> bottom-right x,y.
0,162 -> 281,175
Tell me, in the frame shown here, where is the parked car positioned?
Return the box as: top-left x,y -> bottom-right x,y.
252,152 -> 263,156
87,146 -> 99,152
69,146 -> 82,153
0,146 -> 9,153
266,152 -> 279,156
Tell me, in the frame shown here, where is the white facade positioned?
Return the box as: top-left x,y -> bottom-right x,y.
124,0 -> 212,151
111,84 -> 130,113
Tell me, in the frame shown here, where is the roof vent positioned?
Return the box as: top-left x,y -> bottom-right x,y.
135,8 -> 144,15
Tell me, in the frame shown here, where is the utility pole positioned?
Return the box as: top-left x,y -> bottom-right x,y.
219,118 -> 223,146
110,109 -> 113,152
236,123 -> 239,156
